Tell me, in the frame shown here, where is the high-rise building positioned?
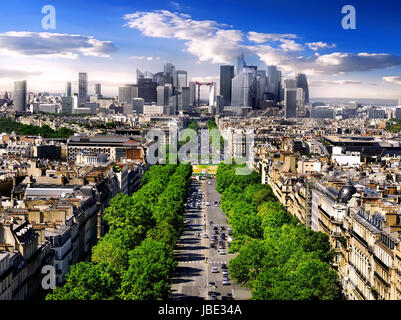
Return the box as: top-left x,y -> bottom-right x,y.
398,97 -> 401,106
163,63 -> 176,85
153,72 -> 164,85
220,65 -> 234,106
95,83 -> 102,96
133,98 -> 144,114
61,96 -> 77,114
14,80 -> 27,112
231,67 -> 255,107
65,81 -> 72,97
284,88 -> 297,118
295,73 -> 309,104
78,72 -> 88,106
255,70 -> 267,108
179,86 -> 190,112
119,84 -> 138,107
267,66 -> 282,102
236,53 -> 246,75
216,95 -> 224,115
189,81 -> 196,107
136,69 -> 144,83
176,70 -> 187,90
157,85 -> 170,106
138,78 -> 157,103
284,79 -> 296,89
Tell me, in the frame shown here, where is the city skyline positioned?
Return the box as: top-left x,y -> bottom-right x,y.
0,0 -> 400,99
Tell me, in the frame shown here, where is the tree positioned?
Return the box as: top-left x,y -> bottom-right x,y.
120,239 -> 176,300
46,262 -> 120,300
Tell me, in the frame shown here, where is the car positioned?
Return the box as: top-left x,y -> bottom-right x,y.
210,294 -> 217,300
222,271 -> 228,276
184,218 -> 191,224
203,233 -> 209,238
226,293 -> 234,300
213,226 -> 218,231
223,276 -> 229,282
208,181 -> 211,185
211,267 -> 218,273
222,280 -> 230,285
221,263 -> 228,269
206,202 -> 210,206
208,281 -> 216,287
221,295 -> 228,300
209,243 -> 215,248
214,230 -> 219,235
218,250 -> 225,255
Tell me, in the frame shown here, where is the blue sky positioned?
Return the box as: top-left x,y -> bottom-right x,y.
0,0 -> 401,99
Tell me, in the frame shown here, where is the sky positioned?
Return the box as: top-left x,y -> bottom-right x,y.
0,0 -> 401,99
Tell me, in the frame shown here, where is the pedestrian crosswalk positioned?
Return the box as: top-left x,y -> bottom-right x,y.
186,223 -> 228,227
178,260 -> 227,264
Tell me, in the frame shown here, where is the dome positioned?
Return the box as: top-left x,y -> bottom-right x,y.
337,184 -> 357,203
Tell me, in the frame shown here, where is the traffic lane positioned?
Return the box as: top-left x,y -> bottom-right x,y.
171,179 -> 207,300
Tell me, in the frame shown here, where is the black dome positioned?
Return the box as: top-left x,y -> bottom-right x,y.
337,185 -> 357,203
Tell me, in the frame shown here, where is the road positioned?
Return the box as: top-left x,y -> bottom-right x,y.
170,177 -> 251,300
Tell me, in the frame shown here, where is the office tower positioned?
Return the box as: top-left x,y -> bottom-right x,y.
176,70 -> 187,90
267,66 -> 282,102
78,72 -> 88,106
153,72 -> 164,85
368,108 -> 386,119
189,81 -> 196,107
167,95 -> 178,115
123,102 -> 133,114
180,86 -> 190,112
255,70 -> 267,108
133,98 -> 144,114
136,69 -> 144,83
14,80 -> 27,112
396,108 -> 401,119
220,65 -> 234,106
231,71 -> 253,107
157,85 -> 170,106
284,79 -> 296,89
138,78 -> 157,103
284,88 -> 297,118
216,95 -> 224,115
296,88 -> 305,116
163,62 -> 176,84
65,81 -> 72,97
295,73 -> 309,104
236,53 -> 246,75
398,97 -> 401,106
61,96 -> 77,114
95,83 -> 102,96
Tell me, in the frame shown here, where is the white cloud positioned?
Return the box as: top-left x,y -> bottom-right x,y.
306,41 -> 336,51
310,80 -> 362,87
383,76 -> 401,85
0,31 -> 116,59
247,31 -> 297,43
124,10 -> 401,76
124,10 -> 243,64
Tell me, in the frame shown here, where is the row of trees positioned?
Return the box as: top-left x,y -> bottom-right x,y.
216,163 -> 340,300
46,163 -> 192,300
0,118 -> 74,138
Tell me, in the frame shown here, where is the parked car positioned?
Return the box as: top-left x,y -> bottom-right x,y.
222,280 -> 229,285
210,294 -> 217,300
221,263 -> 228,269
211,267 -> 218,273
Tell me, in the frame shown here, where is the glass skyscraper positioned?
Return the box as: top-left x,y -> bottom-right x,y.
78,72 -> 88,106
14,80 -> 27,112
220,65 -> 234,106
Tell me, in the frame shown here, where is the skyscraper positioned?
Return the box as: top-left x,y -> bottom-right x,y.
176,70 -> 187,90
220,65 -> 234,106
138,78 -> 157,103
119,84 -> 138,106
209,82 -> 217,107
14,80 -> 27,112
78,72 -> 88,106
284,88 -> 297,118
95,83 -> 102,96
267,66 -> 282,102
157,85 -> 170,106
163,62 -> 176,85
65,81 -> 72,97
236,53 -> 246,75
398,97 -> 401,106
189,81 -> 196,108
180,86 -> 190,112
295,73 -> 309,104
